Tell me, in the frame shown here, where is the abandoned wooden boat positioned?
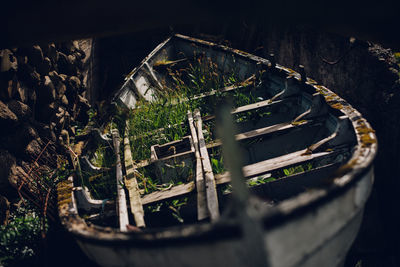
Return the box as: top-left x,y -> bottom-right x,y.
57,34 -> 377,267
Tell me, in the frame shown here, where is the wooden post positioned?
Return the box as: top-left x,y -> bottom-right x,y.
188,111 -> 208,220
194,109 -> 220,221
112,129 -> 129,232
216,102 -> 269,266
123,125 -> 146,227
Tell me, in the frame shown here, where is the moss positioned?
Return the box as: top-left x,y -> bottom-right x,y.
291,119 -> 307,126
330,103 -> 343,110
355,120 -> 377,147
333,158 -> 359,177
360,134 -> 377,147
306,78 -> 317,85
56,180 -> 72,207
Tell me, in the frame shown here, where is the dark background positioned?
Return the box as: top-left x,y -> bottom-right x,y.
1,1 -> 400,266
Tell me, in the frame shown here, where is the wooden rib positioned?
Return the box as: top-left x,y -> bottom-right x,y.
215,148 -> 344,185
207,120 -> 316,148
141,182 -> 195,205
111,129 -> 129,232
123,125 -> 145,228
232,98 -> 287,115
144,62 -> 164,90
195,109 -> 220,221
249,163 -> 341,201
202,97 -> 297,123
139,147 -> 347,206
188,110 -> 208,220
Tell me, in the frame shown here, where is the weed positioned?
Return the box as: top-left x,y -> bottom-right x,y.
0,201 -> 44,266
144,196 -> 189,224
282,163 -> 313,176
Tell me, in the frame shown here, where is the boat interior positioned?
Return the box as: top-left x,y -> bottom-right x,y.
71,34 -> 358,231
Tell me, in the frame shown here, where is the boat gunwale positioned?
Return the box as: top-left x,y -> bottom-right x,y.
59,34 -> 377,246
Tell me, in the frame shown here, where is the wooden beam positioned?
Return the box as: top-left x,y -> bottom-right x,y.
138,147 -> 346,206
215,147 -> 345,184
112,129 -> 129,232
195,109 -> 220,221
123,125 -> 146,228
207,120 -> 316,149
141,182 -> 195,205
188,110 -> 208,220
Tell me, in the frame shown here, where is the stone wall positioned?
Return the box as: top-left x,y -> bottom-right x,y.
0,40 -> 92,196
94,24 -> 400,265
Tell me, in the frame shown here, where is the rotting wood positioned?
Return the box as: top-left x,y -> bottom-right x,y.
136,146 -> 348,206
208,120 -> 316,148
194,109 -> 220,221
141,182 -> 195,205
123,124 -> 145,228
112,129 -> 129,232
215,147 -> 347,185
188,110 -> 208,220
202,97 -> 296,123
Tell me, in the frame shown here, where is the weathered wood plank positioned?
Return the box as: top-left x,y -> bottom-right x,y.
138,148 -> 346,206
112,129 -> 129,232
202,97 -> 295,123
207,120 -> 316,149
188,110 -> 208,220
123,125 -> 145,228
215,148 -> 344,184
195,109 -> 220,221
141,182 -> 195,205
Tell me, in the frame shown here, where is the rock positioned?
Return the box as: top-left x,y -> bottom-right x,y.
56,82 -> 67,97
0,196 -> 10,225
69,126 -> 76,136
68,76 -> 81,92
5,78 -> 16,100
35,102 -> 56,123
28,89 -> 37,105
61,129 -> 70,146
16,55 -> 27,65
8,166 -> 27,190
0,100 -> 18,128
0,49 -> 17,72
59,74 -> 67,82
16,82 -> 29,103
60,41 -> 79,55
37,57 -> 52,75
76,95 -> 90,124
38,76 -> 56,103
47,43 -> 58,64
7,100 -> 32,120
34,122 -> 56,142
0,150 -> 16,194
67,54 -> 77,65
24,139 -> 41,159
0,78 -> 9,100
17,63 -> 40,87
28,45 -> 44,67
48,70 -> 61,85
61,95 -> 69,106
57,52 -> 76,75
0,122 -> 39,156
75,49 -> 86,60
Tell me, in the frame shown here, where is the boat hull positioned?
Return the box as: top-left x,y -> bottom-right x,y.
74,168 -> 373,267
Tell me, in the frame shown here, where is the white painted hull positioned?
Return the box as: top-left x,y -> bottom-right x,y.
57,34 -> 378,267
74,169 -> 373,267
